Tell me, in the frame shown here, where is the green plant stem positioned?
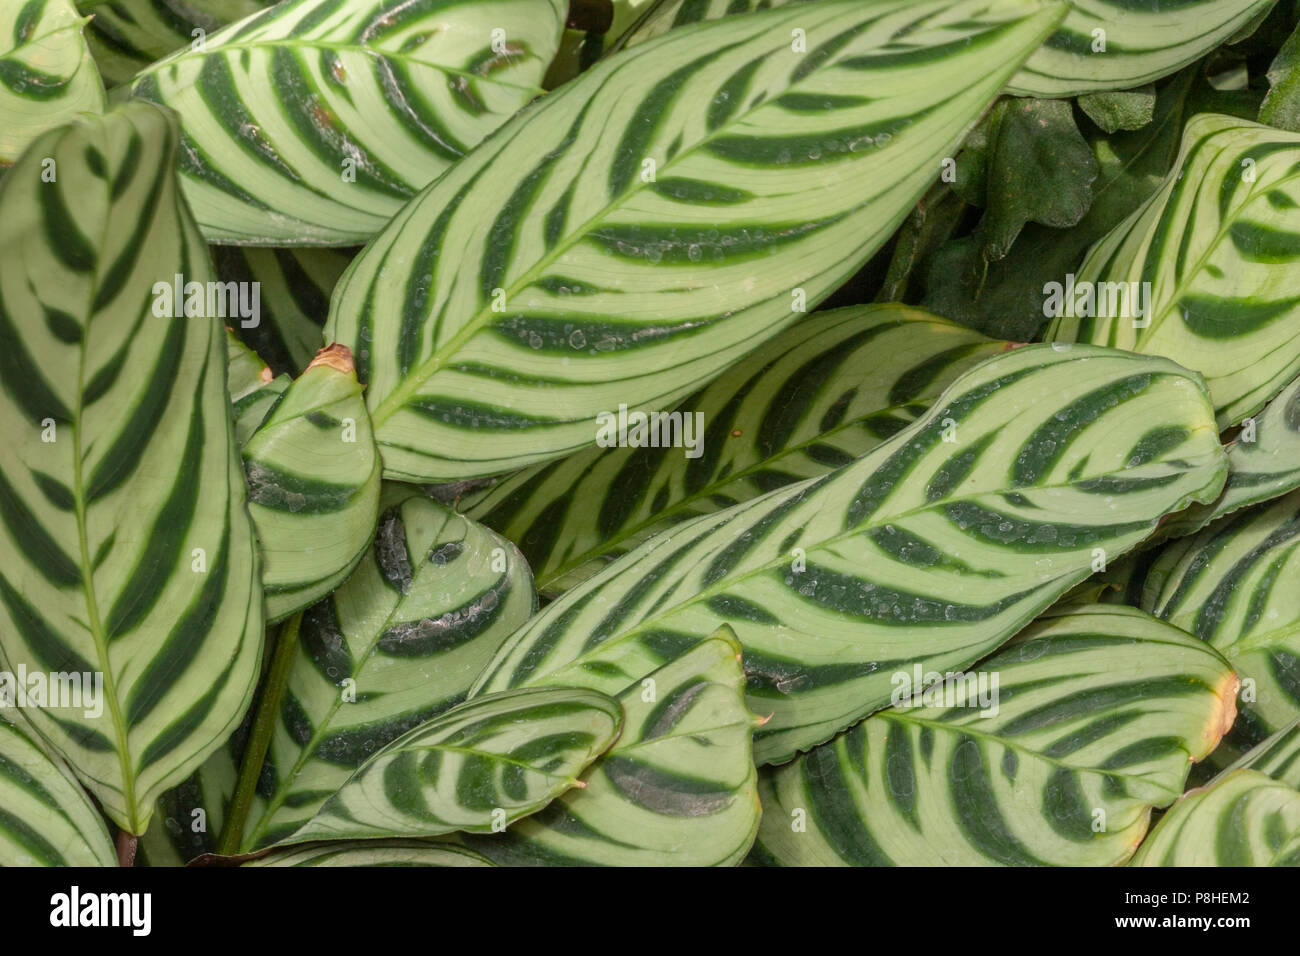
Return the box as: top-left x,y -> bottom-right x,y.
217,614 -> 301,856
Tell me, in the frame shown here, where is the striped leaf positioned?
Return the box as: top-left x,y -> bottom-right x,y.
0,713 -> 116,866
79,0 -> 274,87
326,0 -> 1066,483
1,0 -> 105,165
1046,114 -> 1300,430
621,0 -> 1273,97
0,102 -> 263,833
287,686 -> 622,844
242,344 -> 382,622
472,344 -> 1229,764
1161,372 -> 1300,541
750,604 -> 1238,867
1129,769 -> 1300,866
225,331 -> 289,446
460,630 -> 761,866
238,488 -> 536,850
1221,716 -> 1300,789
1141,490 -> 1300,769
618,0 -> 1268,95
215,245 -> 354,377
127,0 -> 567,245
137,733 -> 240,865
466,305 -> 1007,597
247,839 -> 492,866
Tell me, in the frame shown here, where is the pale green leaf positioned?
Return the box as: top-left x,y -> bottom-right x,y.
246,838 -> 492,866
287,686 -> 622,843
472,344 -> 1228,765
752,604 -> 1238,866
0,102 -> 264,833
128,0 -> 567,244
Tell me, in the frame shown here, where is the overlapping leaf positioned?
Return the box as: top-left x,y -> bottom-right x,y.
226,331 -> 287,446
79,0 -> 273,87
473,344 -> 1228,765
137,734 -> 240,865
247,838 -> 492,866
288,687 -> 622,844
242,344 -> 382,622
1142,490 -> 1300,768
0,102 -> 263,833
238,488 -> 536,850
460,630 -> 760,866
466,305 -> 1007,597
1222,716 -> 1300,788
326,0 -> 1066,482
751,604 -> 1238,866
1046,114 -> 1300,430
619,0 -> 1273,97
1,0 -> 105,165
1161,372 -> 1300,540
1129,769 -> 1300,866
128,0 -> 567,244
214,245 -> 354,377
0,712 -> 116,866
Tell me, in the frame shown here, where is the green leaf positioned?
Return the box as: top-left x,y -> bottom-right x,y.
79,0 -> 274,87
1129,769 -> 1300,866
466,305 -> 1007,597
238,487 -> 536,850
460,630 -> 761,866
0,102 -> 264,833
1220,716 -> 1300,788
751,604 -> 1238,866
472,344 -> 1228,764
215,246 -> 354,377
972,98 -> 1099,260
1159,371 -> 1300,540
326,0 -> 1067,483
619,0 -> 1275,97
1261,20 -> 1300,132
0,713 -> 116,866
1046,113 -> 1300,430
137,733 -> 241,865
127,0 -> 567,244
1142,490 -> 1300,768
241,344 -> 382,622
1,0 -> 105,165
225,331 -> 289,447
246,838 -> 492,866
286,686 -> 622,844
1078,87 -> 1157,135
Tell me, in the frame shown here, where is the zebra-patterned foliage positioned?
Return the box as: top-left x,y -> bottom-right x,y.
127,0 -> 567,245
461,630 -> 761,866
466,306 -> 1007,597
620,0 -> 1273,97
1162,373 -> 1300,541
0,712 -> 116,866
242,344 -> 381,623
1047,114 -> 1300,430
225,330 -> 288,446
1,0 -> 105,164
473,345 -> 1229,765
1142,490 -> 1300,769
215,246 -> 354,377
1130,770 -> 1300,866
79,0 -> 273,87
289,687 -> 622,844
1221,717 -> 1300,789
238,488 -> 536,850
751,605 -> 1238,867
137,732 -> 240,865
247,838 -> 492,866
0,102 -> 263,834
326,0 -> 1066,483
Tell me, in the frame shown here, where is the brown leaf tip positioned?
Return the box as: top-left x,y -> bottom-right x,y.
309,343 -> 354,374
